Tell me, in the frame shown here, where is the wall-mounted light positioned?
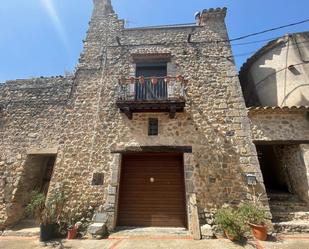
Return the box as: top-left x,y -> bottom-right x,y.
245,173 -> 257,186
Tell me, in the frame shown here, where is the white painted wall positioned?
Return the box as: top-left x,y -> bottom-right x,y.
246,32 -> 309,107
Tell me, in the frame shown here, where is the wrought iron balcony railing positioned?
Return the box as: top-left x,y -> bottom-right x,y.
117,76 -> 186,101
116,76 -> 187,119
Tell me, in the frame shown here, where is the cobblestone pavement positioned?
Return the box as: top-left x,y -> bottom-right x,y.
1,235 -> 309,249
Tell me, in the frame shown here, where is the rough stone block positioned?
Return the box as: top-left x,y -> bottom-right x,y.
93,212 -> 108,223
108,186 -> 116,195
87,223 -> 107,236
200,224 -> 214,239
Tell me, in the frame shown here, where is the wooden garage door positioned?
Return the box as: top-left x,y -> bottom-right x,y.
117,153 -> 187,227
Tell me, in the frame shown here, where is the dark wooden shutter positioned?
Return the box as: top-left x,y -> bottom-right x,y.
135,64 -> 167,100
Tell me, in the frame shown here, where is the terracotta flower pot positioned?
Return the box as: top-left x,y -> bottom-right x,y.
151,77 -> 158,85
130,77 -> 135,84
164,76 -> 171,83
139,76 -> 145,84
67,228 -> 77,240
249,223 -> 267,241
224,230 -> 236,241
176,75 -> 183,82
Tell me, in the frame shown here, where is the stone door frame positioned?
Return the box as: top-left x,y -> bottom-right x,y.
107,146 -> 201,239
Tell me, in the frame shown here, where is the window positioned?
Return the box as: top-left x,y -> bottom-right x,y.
92,173 -> 104,186
148,118 -> 159,136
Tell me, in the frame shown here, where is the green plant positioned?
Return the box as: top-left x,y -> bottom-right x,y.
26,191 -> 46,224
47,190 -> 67,224
214,205 -> 246,240
26,189 -> 67,226
239,202 -> 267,225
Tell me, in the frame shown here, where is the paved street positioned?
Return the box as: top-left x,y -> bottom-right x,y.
1,235 -> 309,249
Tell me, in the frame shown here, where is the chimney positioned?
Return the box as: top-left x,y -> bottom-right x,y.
196,7 -> 227,26
92,0 -> 114,17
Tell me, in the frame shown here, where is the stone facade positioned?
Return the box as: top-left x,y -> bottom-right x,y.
0,77 -> 73,226
241,30 -> 309,233
0,0 -> 264,238
248,107 -> 309,203
249,107 -> 309,142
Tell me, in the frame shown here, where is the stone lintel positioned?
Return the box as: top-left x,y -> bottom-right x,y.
254,140 -> 309,145
27,147 -> 58,155
111,146 -> 192,154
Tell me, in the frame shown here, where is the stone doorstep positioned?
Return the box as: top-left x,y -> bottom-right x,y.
109,227 -> 191,239
1,228 -> 40,237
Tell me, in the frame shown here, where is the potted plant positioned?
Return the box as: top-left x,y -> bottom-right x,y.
239,202 -> 268,241
26,190 -> 67,241
214,205 -> 246,241
26,191 -> 54,241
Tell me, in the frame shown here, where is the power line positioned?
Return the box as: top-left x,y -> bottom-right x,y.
231,36 -> 281,46
232,38 -> 309,58
228,19 -> 309,42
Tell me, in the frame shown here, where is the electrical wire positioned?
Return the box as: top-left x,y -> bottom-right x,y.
253,62 -> 308,89
231,36 -> 282,46
228,19 -> 309,42
231,38 -> 309,58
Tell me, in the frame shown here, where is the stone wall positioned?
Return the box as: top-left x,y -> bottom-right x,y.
275,145 -> 309,202
249,108 -> 309,142
249,108 -> 309,205
0,2 -> 264,234
48,6 -> 262,230
0,77 -> 73,227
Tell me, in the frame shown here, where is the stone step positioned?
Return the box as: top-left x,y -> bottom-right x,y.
272,211 -> 309,222
270,202 -> 309,212
1,219 -> 40,237
273,220 -> 309,234
268,192 -> 300,202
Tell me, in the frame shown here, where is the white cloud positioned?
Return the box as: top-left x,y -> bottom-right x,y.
41,0 -> 70,51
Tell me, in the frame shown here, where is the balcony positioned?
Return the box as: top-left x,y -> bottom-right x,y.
116,76 -> 186,119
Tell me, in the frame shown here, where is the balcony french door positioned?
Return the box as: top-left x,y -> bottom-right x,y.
135,64 -> 167,100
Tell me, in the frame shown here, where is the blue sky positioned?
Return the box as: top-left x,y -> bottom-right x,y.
0,0 -> 308,82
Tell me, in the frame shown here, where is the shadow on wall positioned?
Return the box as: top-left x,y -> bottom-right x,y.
275,145 -> 309,203
240,66 -> 278,107
240,42 -> 290,107
4,155 -> 56,227
253,67 -> 278,106
283,88 -> 309,106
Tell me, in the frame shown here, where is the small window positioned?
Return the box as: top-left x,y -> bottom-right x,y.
92,173 -> 104,186
148,118 -> 158,136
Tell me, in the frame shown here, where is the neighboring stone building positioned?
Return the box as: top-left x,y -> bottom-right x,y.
240,32 -> 309,233
0,0 -> 306,238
